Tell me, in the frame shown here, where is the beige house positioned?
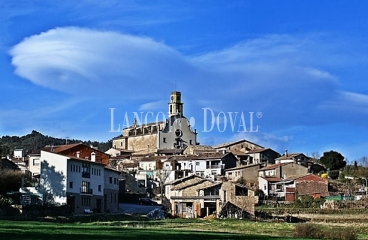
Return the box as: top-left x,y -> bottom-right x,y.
275,151 -> 311,165
258,162 -> 308,179
225,164 -> 262,188
245,148 -> 280,165
165,175 -> 257,218
258,162 -> 309,197
213,139 -> 263,152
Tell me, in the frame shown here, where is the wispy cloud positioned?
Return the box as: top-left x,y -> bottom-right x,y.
138,100 -> 166,111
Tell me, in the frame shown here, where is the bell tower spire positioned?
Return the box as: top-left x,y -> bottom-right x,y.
168,91 -> 183,117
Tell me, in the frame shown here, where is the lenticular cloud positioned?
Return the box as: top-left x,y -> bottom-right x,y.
10,27 -> 189,95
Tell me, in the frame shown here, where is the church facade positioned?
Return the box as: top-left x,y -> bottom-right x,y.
112,91 -> 198,155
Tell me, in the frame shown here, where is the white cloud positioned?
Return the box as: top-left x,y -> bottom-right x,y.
9,28 -> 368,132
138,100 -> 166,111
10,27 -> 193,98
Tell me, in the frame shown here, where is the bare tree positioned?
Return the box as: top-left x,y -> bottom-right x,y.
156,168 -> 172,211
311,152 -> 320,161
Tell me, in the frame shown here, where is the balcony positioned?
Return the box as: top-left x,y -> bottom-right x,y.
80,187 -> 93,195
207,165 -> 223,169
82,172 -> 90,178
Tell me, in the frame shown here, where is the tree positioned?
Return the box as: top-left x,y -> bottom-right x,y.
0,169 -> 24,195
156,168 -> 171,212
320,150 -> 346,170
236,177 -> 246,186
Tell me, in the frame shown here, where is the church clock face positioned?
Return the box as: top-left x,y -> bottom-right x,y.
175,129 -> 183,137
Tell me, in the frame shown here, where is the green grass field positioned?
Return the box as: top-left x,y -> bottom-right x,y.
0,217 -> 367,240
0,220 -> 295,240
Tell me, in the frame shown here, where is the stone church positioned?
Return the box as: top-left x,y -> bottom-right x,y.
112,91 -> 198,155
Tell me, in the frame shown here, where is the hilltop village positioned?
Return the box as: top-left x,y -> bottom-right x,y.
0,91 -> 358,218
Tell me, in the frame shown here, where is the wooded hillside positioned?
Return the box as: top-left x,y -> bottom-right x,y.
0,130 -> 111,156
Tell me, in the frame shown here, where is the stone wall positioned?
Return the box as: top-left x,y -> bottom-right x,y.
281,163 -> 308,178
104,188 -> 119,213
221,181 -> 257,215
296,180 -> 329,197
241,165 -> 262,184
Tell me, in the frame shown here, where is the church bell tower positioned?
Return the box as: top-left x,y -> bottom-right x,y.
168,91 -> 183,117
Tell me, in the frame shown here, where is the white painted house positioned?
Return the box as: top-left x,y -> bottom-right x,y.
39,150 -> 119,214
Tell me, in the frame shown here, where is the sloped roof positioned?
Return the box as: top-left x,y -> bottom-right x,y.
168,152 -> 234,161
166,174 -> 208,185
197,182 -> 222,190
43,143 -> 107,155
259,162 -> 291,170
246,148 -> 276,154
275,153 -> 309,160
225,163 -> 261,171
213,139 -> 263,149
230,150 -> 248,156
260,177 -> 282,182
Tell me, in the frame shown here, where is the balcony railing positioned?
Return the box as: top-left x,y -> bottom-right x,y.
207,165 -> 222,169
82,172 -> 90,178
80,187 -> 93,195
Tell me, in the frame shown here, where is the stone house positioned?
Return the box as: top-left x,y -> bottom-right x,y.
225,164 -> 262,188
164,152 -> 239,182
244,148 -> 280,165
213,139 -> 263,152
165,175 -> 257,218
258,162 -> 308,179
275,151 -> 311,165
258,162 -> 309,197
265,174 -> 329,201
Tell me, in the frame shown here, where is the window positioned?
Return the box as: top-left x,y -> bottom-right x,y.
81,197 -> 91,206
69,181 -> 73,188
82,163 -> 91,178
33,159 -> 40,166
235,185 -> 248,196
109,177 -> 112,184
111,193 -> 113,203
81,181 -> 90,193
190,140 -> 192,145
196,162 -> 200,166
98,185 -> 101,192
163,137 -> 166,143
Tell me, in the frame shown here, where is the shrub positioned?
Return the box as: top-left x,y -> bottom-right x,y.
324,227 -> 357,240
329,170 -> 340,179
294,223 -> 357,240
0,195 -> 14,207
293,223 -> 323,239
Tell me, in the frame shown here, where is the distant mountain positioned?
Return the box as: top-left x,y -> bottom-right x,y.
0,130 -> 111,156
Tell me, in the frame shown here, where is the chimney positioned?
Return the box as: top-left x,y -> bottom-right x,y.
76,151 -> 80,158
91,152 -> 96,162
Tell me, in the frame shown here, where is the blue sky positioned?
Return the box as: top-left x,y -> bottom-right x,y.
1,1 -> 368,161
